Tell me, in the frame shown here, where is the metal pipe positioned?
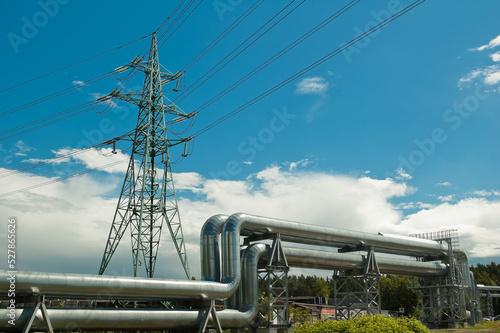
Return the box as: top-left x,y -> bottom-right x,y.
224,213 -> 448,259
1,244 -> 267,331
283,247 -> 448,277
0,270 -> 238,300
1,212 -> 450,300
478,285 -> 500,291
200,214 -> 227,282
1,242 -> 449,331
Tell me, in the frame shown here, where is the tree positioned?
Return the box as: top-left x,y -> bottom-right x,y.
470,262 -> 500,315
379,275 -> 420,317
312,277 -> 330,298
290,306 -> 311,324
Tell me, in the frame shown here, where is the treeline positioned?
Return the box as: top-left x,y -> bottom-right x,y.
288,274 -> 421,317
287,263 -> 500,318
470,262 -> 500,286
470,262 -> 500,315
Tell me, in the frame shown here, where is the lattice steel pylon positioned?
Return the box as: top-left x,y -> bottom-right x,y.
98,32 -> 192,278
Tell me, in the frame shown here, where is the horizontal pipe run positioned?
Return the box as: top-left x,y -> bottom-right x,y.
283,247 -> 448,277
478,285 -> 500,291
226,213 -> 448,259
1,212 -> 452,300
0,271 -> 237,300
1,243 -> 449,331
0,244 -> 268,331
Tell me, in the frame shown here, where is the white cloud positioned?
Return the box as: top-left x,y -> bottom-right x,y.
485,71 -> 500,85
458,65 -> 500,89
395,168 -> 412,180
174,172 -> 204,192
396,198 -> 500,258
72,80 -> 86,91
288,158 -> 313,171
294,77 -> 329,95
469,189 -> 500,197
437,182 -> 451,187
0,163 -> 409,278
26,147 -> 130,174
13,140 -> 35,156
490,51 -> 500,62
305,94 -> 329,123
470,34 -> 500,51
1,162 -> 499,280
438,194 -> 455,202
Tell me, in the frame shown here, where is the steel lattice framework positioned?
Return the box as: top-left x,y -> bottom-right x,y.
99,33 -> 192,278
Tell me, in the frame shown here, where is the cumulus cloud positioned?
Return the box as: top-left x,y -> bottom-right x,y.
12,140 -> 35,157
398,202 -> 433,210
438,194 -> 455,202
396,198 -> 500,258
491,51 -> 500,62
469,189 -> 500,197
1,162 -> 499,280
294,77 -> 329,95
458,65 -> 500,89
470,34 -> 500,52
395,168 -> 412,180
26,147 -> 130,174
437,182 -> 451,187
0,163 -> 409,278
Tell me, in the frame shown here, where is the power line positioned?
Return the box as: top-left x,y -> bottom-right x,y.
191,0 -> 426,138
0,1 -> 200,138
0,1 -> 193,117
0,34 -> 151,94
174,0 -> 305,105
0,158 -> 129,199
158,0 -> 203,49
0,128 -> 136,179
156,0 -> 187,34
167,0 -> 305,135
181,0 -> 264,73
0,0 -> 426,198
0,73 -> 111,119
182,0 -> 359,118
0,51 -> 147,143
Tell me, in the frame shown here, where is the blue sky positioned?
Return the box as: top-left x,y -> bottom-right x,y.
1,0 -> 500,279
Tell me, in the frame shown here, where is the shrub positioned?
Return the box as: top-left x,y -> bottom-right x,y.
293,315 -> 429,333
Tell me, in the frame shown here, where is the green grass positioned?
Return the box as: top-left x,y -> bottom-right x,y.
465,320 -> 500,331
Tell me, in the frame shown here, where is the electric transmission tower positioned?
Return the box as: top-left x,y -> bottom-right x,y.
99,32 -> 193,278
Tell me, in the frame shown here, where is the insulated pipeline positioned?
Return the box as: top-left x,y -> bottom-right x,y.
0,213 -> 449,300
225,213 -> 448,259
0,244 -> 268,331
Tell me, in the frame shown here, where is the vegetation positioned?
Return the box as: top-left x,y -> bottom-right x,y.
470,262 -> 500,315
289,274 -> 421,318
293,315 -> 429,333
464,320 -> 500,331
290,305 -> 312,324
380,275 -> 421,318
